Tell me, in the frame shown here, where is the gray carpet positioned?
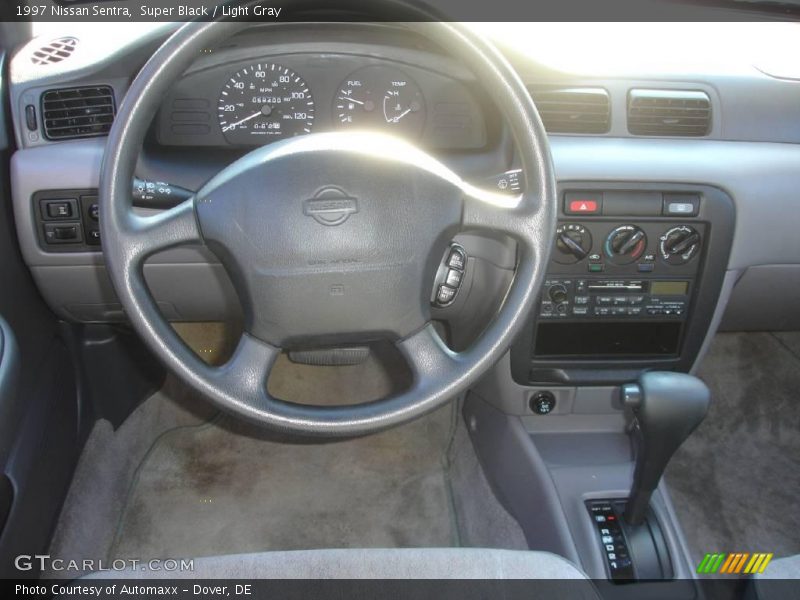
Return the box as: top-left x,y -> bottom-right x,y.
109,405 -> 458,560
666,332 -> 800,563
447,419 -> 529,551
45,376 -> 216,578
106,342 -> 462,558
48,341 -> 528,577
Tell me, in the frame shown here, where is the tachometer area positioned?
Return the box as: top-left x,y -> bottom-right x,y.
218,63 -> 314,145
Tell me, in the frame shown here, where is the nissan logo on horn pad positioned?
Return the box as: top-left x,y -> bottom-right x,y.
303,186 -> 359,226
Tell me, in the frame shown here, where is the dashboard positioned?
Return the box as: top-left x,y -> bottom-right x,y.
6,22 -> 800,385
156,48 -> 487,150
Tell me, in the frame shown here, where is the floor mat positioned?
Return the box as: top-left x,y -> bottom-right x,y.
666,332 -> 800,562
109,354 -> 458,560
48,332 -> 529,572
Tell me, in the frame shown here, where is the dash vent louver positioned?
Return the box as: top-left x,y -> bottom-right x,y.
627,89 -> 711,137
41,85 -> 116,141
31,37 -> 78,65
527,87 -> 610,134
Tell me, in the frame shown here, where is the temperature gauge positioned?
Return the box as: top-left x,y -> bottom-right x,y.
382,83 -> 423,126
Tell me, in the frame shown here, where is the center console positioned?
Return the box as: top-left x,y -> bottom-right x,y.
511,182 -> 735,386
465,181 -> 735,599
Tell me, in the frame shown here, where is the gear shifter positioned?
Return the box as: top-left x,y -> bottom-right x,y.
622,372 -> 710,526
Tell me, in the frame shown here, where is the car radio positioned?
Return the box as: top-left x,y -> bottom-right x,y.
539,278 -> 691,320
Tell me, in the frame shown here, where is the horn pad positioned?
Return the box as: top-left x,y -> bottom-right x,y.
195,134 -> 463,347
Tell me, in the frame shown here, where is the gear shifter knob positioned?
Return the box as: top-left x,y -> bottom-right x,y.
623,372 -> 710,525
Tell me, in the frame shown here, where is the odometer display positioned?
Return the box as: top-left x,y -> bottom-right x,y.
218,63 -> 314,145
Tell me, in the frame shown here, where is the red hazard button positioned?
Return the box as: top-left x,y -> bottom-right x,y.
564,192 -> 602,215
569,200 -> 598,213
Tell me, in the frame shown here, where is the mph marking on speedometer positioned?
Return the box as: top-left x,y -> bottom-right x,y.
218,63 -> 315,144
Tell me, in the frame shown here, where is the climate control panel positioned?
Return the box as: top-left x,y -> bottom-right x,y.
513,183 -> 735,383
550,220 -> 706,277
659,225 -> 702,265
534,189 -> 706,348
605,225 -> 647,265
554,223 -> 592,264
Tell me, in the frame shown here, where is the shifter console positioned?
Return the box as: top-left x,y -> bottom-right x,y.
587,498 -> 675,582
623,372 -> 710,525
588,499 -> 636,581
588,372 -> 710,582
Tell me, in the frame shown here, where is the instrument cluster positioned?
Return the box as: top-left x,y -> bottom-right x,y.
157,52 -> 487,151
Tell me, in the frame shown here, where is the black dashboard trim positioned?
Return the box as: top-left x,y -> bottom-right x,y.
152,29 -> 496,152
510,181 -> 736,385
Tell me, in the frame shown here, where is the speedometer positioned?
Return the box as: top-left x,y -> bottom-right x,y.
218,63 -> 314,145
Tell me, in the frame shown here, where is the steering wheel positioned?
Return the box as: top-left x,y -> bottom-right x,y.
99,20 -> 556,436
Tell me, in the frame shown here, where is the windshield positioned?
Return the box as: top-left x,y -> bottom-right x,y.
31,21 -> 800,80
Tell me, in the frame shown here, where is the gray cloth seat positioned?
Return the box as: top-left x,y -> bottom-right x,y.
748,554 -> 800,600
85,548 -> 598,583
753,554 -> 800,579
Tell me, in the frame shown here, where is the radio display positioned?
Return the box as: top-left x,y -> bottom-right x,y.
651,281 -> 689,296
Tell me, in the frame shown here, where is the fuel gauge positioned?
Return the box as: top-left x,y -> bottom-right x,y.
336,79 -> 376,126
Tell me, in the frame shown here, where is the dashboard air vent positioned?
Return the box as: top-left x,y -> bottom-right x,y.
627,89 -> 711,137
527,87 -> 610,134
41,86 -> 116,141
31,37 -> 78,65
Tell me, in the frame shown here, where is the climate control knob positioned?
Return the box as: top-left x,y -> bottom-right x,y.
605,225 -> 647,265
660,225 -> 701,265
554,223 -> 593,264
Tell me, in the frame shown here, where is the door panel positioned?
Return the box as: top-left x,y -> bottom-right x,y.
0,34 -> 86,577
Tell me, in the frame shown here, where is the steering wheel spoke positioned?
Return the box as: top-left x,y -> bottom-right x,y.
123,197 -> 202,267
462,191 -> 523,235
211,333 -> 280,406
397,324 -> 459,381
